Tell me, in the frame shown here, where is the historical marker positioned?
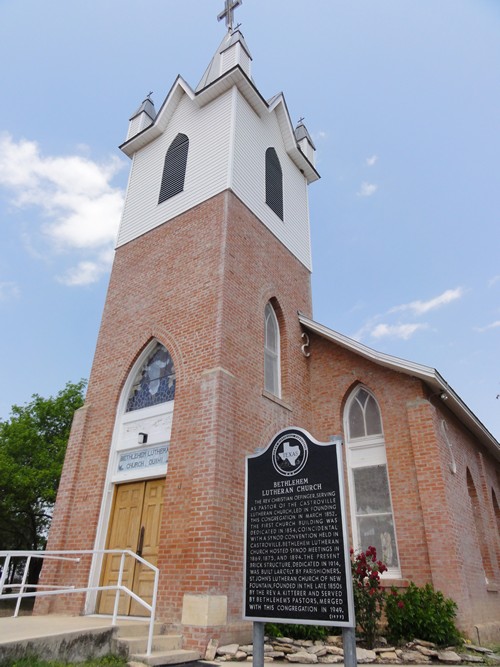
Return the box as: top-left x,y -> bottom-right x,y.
244,427 -> 354,627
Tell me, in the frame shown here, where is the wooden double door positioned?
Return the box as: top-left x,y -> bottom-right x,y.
98,478 -> 164,616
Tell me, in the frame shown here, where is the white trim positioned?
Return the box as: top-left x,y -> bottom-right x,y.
227,86 -> 238,191
344,387 -> 401,579
264,302 -> 281,398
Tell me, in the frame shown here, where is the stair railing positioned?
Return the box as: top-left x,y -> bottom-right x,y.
0,549 -> 159,656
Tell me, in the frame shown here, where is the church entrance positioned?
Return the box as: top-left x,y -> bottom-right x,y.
98,478 -> 164,615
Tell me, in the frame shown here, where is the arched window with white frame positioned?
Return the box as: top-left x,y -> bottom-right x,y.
344,386 -> 400,575
264,302 -> 281,397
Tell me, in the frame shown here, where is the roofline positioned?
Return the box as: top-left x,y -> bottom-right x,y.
298,313 -> 500,459
120,66 -> 320,182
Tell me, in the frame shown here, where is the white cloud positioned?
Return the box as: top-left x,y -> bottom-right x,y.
313,130 -> 328,141
390,288 -> 464,316
489,275 -> 500,287
370,323 -> 428,340
58,248 -> 116,286
0,133 -> 125,284
366,155 -> 378,167
0,281 -> 20,301
474,321 -> 500,333
357,182 -> 378,197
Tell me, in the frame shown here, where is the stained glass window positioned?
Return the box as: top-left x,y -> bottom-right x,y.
126,343 -> 176,412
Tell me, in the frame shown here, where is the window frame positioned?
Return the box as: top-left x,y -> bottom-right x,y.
264,302 -> 281,398
344,386 -> 401,578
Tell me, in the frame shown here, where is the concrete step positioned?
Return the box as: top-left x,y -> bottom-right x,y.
118,634 -> 183,653
131,648 -> 200,665
115,622 -> 166,638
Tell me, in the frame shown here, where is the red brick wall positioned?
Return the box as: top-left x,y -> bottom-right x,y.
41,190 -> 314,648
306,332 -> 500,636
40,189 -> 499,644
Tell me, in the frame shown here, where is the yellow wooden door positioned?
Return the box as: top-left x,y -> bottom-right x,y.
130,478 -> 165,616
98,479 -> 164,615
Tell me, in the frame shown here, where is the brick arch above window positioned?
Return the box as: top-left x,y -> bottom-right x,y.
466,468 -> 494,582
492,488 -> 500,567
158,133 -> 189,204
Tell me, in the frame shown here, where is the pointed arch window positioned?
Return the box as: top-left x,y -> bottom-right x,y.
265,147 -> 283,220
344,387 -> 400,574
126,342 -> 176,412
158,133 -> 189,204
264,302 -> 281,397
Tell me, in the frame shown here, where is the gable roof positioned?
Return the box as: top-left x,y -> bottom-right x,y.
299,312 -> 500,460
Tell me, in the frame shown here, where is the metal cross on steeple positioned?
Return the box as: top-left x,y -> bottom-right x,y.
217,0 -> 242,31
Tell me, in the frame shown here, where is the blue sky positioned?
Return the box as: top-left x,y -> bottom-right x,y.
0,0 -> 499,439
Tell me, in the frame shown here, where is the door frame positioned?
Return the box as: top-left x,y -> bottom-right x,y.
85,340 -> 174,615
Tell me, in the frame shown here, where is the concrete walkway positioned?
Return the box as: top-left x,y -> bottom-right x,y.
0,614 -> 145,643
0,615 -> 154,663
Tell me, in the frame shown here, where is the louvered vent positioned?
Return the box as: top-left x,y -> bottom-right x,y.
158,133 -> 189,204
265,147 -> 283,220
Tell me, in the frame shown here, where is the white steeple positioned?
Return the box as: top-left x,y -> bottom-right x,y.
295,120 -> 316,167
116,6 -> 319,271
196,28 -> 252,92
126,94 -> 156,141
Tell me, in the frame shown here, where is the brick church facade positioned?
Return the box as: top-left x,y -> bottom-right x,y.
40,8 -> 500,649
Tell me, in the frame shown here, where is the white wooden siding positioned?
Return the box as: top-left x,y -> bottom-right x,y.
222,47 -> 237,74
117,83 -> 312,271
127,115 -> 142,141
231,90 -> 312,269
117,90 -> 233,247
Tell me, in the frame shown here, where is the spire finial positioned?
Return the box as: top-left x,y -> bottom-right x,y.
217,0 -> 242,31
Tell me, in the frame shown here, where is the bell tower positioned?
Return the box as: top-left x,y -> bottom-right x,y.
44,2 -> 320,651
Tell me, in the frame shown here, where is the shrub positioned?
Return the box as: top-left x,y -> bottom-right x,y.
385,582 -> 461,646
351,546 -> 387,648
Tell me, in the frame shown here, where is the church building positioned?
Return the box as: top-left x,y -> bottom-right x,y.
39,2 -> 500,650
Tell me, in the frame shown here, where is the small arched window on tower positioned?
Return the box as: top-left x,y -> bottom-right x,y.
344,387 -> 400,576
265,147 -> 284,220
158,133 -> 189,204
126,342 -> 176,412
264,302 -> 281,397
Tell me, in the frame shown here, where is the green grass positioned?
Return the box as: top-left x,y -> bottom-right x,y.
0,655 -> 127,667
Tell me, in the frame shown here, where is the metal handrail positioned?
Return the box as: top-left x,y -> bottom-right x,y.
0,549 -> 159,656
